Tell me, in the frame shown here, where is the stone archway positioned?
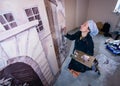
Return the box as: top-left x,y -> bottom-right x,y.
7,56 -> 49,86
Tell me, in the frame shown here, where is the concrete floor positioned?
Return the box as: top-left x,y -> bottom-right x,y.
54,34 -> 120,86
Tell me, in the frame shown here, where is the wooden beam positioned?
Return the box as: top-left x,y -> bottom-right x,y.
0,20 -> 39,42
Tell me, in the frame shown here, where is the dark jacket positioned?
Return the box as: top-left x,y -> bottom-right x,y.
65,31 -> 94,72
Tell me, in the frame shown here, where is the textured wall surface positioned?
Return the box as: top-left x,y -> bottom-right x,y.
0,0 -> 60,85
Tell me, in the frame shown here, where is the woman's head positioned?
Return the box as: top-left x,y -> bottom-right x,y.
80,20 -> 99,36
80,21 -> 89,33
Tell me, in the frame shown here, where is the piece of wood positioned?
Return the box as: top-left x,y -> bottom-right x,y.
70,50 -> 95,68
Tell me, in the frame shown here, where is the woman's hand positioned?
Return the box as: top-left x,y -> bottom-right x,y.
61,27 -> 67,35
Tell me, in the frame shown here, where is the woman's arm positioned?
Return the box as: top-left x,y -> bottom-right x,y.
85,38 -> 94,56
64,31 -> 80,40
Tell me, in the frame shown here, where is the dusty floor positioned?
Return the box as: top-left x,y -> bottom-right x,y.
54,33 -> 120,86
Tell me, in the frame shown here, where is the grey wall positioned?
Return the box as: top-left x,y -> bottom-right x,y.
65,0 -> 120,32
65,0 -> 89,32
64,0 -> 76,32
76,0 -> 89,27
87,0 -> 119,32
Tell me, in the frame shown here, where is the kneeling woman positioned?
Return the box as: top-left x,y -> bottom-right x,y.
65,20 -> 99,77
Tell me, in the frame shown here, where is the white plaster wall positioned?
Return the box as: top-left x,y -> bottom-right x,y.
0,0 -> 59,84
0,22 -> 54,85
41,34 -> 59,76
87,0 -> 119,31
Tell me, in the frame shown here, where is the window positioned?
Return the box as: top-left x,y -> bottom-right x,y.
114,0 -> 120,13
0,13 -> 17,30
25,7 -> 44,32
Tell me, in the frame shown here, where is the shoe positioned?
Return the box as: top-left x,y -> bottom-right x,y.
68,69 -> 80,78
94,59 -> 98,65
72,71 -> 80,78
97,71 -> 101,75
94,66 -> 99,72
95,67 -> 101,75
96,69 -> 101,75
